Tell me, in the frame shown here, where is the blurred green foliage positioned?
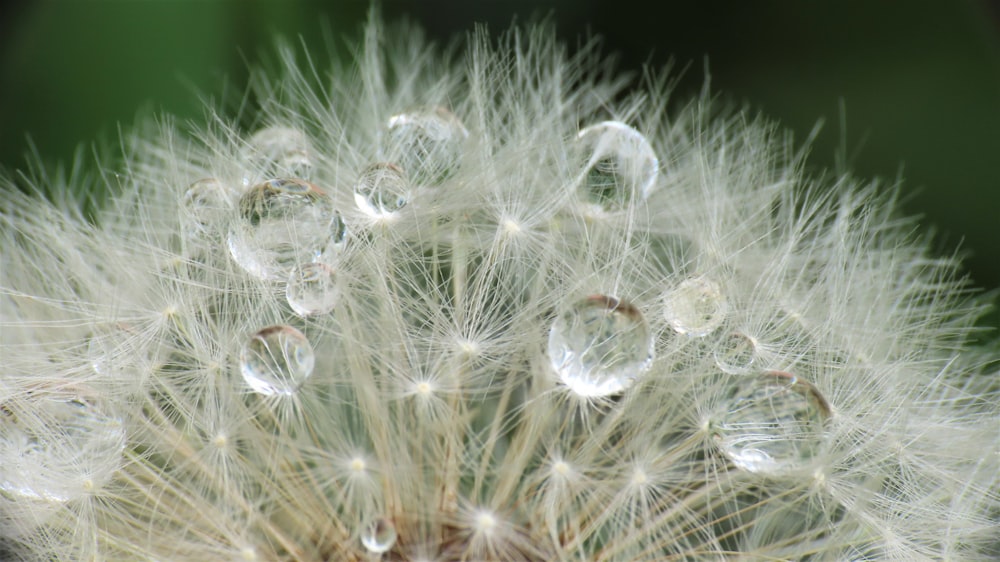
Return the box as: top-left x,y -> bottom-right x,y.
1,1 -> 997,329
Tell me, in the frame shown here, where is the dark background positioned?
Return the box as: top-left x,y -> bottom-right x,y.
1,1 -> 998,330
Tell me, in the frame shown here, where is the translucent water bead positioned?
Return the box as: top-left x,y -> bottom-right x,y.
548,295 -> 653,397
227,179 -> 347,281
663,277 -> 728,337
576,121 -> 658,210
712,371 -> 831,474
360,518 -> 397,554
240,325 -> 315,396
180,178 -> 233,237
286,263 -> 338,316
354,162 -> 411,217
0,396 -> 125,502
386,107 -> 468,185
714,332 -> 758,374
243,126 -> 313,182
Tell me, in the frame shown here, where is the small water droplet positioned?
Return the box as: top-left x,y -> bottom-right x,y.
240,325 -> 315,396
227,179 -> 347,280
547,295 -> 653,397
361,518 -> 397,554
386,107 -> 468,185
712,371 -> 831,474
576,121 -> 658,210
663,277 -> 727,337
354,162 -> 411,217
180,178 -> 233,237
244,126 -> 313,182
714,332 -> 758,374
286,263 -> 338,316
0,396 -> 125,502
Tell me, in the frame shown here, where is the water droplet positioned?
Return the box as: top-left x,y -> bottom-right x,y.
386,107 -> 468,185
227,179 -> 347,280
714,332 -> 758,374
663,277 -> 727,337
1,396 -> 125,502
180,178 -> 233,237
244,126 -> 313,182
240,325 -> 315,396
286,263 -> 338,316
712,371 -> 831,474
576,121 -> 658,210
361,518 -> 397,554
354,162 -> 411,217
547,295 -> 653,397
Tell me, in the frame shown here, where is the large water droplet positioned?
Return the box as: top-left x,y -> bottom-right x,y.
1,396 -> 125,502
354,162 -> 411,217
240,325 -> 315,396
714,332 -> 758,374
227,179 -> 347,280
547,295 -> 653,397
386,107 -> 468,185
180,178 -> 233,237
244,126 -> 313,182
360,518 -> 397,554
286,263 -> 338,317
576,121 -> 658,210
663,277 -> 727,337
712,371 -> 831,474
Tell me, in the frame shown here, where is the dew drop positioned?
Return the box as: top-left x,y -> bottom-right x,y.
244,126 -> 313,182
240,325 -> 315,396
0,396 -> 125,502
576,121 -> 658,210
180,178 -> 233,237
712,371 -> 831,474
361,518 -> 397,554
663,277 -> 727,337
386,107 -> 468,185
354,162 -> 411,217
714,332 -> 758,374
547,295 -> 653,397
227,178 -> 347,280
286,263 -> 338,317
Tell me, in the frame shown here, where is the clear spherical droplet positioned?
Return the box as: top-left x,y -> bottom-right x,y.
286,263 -> 338,317
547,295 -> 653,397
244,126 -> 314,182
227,179 -> 347,280
386,107 -> 468,185
240,325 -> 315,396
1,396 -> 125,502
663,277 -> 727,337
361,518 -> 397,554
180,178 -> 233,237
712,371 -> 831,474
576,121 -> 658,210
354,162 -> 411,217
714,332 -> 758,374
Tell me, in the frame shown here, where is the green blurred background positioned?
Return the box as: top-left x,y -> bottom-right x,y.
1,0 -> 998,330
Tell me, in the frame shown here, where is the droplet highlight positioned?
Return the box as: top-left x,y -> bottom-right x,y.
714,332 -> 758,374
663,277 -> 727,337
386,107 -> 468,185
576,121 -> 658,209
240,325 -> 315,396
227,178 -> 347,280
286,263 -> 338,317
360,518 -> 397,554
244,126 -> 313,182
354,162 -> 411,217
1,396 -> 125,502
547,295 -> 653,397
712,371 -> 831,474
